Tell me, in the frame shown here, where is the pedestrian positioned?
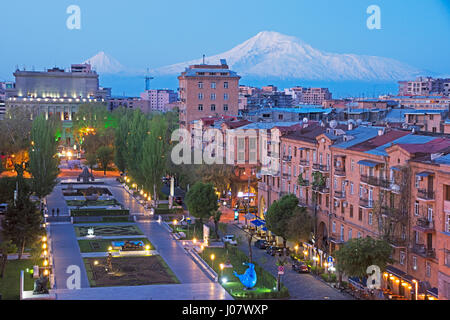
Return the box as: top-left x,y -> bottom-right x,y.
56,208 -> 60,216
52,208 -> 55,217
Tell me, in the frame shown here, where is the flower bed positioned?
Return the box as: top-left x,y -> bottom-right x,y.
70,208 -> 129,217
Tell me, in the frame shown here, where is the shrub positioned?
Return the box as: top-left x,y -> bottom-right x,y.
321,273 -> 337,283
70,208 -> 129,216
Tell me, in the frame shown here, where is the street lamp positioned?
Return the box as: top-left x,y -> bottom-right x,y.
412,279 -> 418,300
220,263 -> 224,279
210,254 -> 215,270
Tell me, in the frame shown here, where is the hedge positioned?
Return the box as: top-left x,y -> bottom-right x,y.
70,208 -> 130,217
154,207 -> 183,215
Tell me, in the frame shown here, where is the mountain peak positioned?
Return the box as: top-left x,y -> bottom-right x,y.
83,51 -> 124,74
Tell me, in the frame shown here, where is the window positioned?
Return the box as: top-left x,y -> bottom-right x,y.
446,212 -> 450,233
198,82 -> 203,89
359,185 -> 363,198
278,114 -> 283,120
350,205 -> 354,218
198,104 -> 203,111
400,251 -> 406,265
348,228 -> 352,240
211,82 -> 216,89
224,93 -> 229,100
415,176 -> 420,188
224,82 -> 229,89
368,212 -> 373,225
357,232 -> 362,238
351,159 -> 355,171
211,104 -> 216,111
237,138 -> 245,163
426,261 -> 431,277
350,182 -> 354,194
223,104 -> 228,111
340,225 -> 344,241
412,256 -> 417,270
210,93 -> 216,100
332,221 -> 336,233
198,93 -> 204,100
414,201 -> 419,216
358,208 -> 363,221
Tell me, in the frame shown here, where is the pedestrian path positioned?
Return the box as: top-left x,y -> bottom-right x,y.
49,223 -> 90,289
53,282 -> 232,300
46,185 -> 70,216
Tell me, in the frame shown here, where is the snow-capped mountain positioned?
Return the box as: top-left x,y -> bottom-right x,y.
153,31 -> 426,81
83,51 -> 125,74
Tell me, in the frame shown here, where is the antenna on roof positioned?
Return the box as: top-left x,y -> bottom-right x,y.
202,54 -> 205,64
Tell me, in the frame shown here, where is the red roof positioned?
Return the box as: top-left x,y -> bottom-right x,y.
398,138 -> 450,154
349,130 -> 410,152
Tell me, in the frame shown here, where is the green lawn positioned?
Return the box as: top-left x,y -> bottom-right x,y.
74,217 -> 132,224
0,259 -> 43,300
170,223 -> 203,240
202,247 -> 289,300
78,238 -> 153,253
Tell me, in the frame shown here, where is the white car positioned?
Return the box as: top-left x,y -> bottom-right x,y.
222,235 -> 237,245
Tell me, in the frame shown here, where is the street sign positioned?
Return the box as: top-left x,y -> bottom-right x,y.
278,266 -> 284,275
327,256 -> 334,264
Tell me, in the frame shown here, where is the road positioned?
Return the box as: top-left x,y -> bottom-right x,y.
226,224 -> 352,300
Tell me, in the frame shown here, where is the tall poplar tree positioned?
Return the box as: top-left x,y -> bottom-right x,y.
28,115 -> 60,202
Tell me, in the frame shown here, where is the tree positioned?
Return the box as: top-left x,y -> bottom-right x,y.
212,210 -> 222,239
1,170 -> 44,259
185,182 -> 218,224
84,152 -> 97,174
0,108 -> 33,171
196,164 -> 235,197
334,237 -> 393,281
126,110 -> 150,187
96,146 -> 114,176
113,107 -> 132,174
141,114 -> 168,204
265,194 -> 299,250
287,206 -> 314,244
28,115 -> 60,202
0,240 -> 17,278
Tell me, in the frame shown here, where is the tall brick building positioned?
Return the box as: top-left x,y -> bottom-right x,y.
178,59 -> 240,129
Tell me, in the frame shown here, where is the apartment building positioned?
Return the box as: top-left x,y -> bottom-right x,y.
258,121 -> 450,299
398,77 -> 450,96
178,59 -> 240,129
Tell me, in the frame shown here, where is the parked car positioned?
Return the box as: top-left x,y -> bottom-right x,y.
292,261 -> 311,273
266,245 -> 283,256
0,203 -> 8,214
254,239 -> 267,249
222,235 -> 237,245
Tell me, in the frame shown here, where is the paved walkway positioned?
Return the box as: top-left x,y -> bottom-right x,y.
53,282 -> 232,300
48,223 -> 90,289
227,224 -> 352,300
138,221 -> 213,284
46,185 -> 70,216
106,180 -> 147,215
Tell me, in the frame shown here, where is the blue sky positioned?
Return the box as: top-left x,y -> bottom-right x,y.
0,0 -> 449,80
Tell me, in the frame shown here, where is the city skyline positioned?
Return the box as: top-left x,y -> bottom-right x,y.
0,0 -> 449,81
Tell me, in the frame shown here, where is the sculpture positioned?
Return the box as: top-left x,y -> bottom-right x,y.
233,262 -> 257,289
33,275 -> 49,295
77,166 -> 95,183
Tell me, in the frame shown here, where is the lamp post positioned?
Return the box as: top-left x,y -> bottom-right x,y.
412,279 -> 418,300
210,254 -> 215,270
220,263 -> 224,280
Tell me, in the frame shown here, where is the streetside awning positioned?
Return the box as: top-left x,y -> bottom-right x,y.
250,219 -> 265,227
357,159 -> 381,167
244,213 -> 257,220
416,171 -> 434,177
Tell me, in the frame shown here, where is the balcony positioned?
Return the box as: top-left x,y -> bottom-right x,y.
413,217 -> 435,233
282,173 -> 291,179
312,163 -> 330,173
299,159 -> 310,167
387,237 -> 408,248
334,168 -> 346,176
312,185 -> 330,194
411,243 -> 436,259
282,155 -> 292,162
297,179 -> 310,187
334,190 -> 346,199
359,198 -> 374,208
330,232 -> 344,244
417,189 -> 435,201
360,175 -> 390,188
